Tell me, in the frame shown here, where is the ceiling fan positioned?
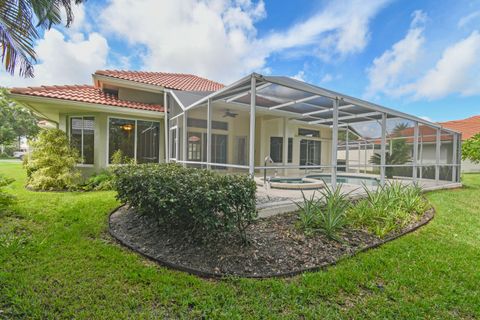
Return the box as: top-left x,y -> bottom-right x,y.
223,109 -> 238,118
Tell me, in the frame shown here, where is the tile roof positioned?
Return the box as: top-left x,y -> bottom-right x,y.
370,125 -> 456,144
440,115 -> 480,140
10,85 -> 164,112
95,70 -> 224,92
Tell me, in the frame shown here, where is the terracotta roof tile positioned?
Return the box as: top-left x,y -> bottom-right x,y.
440,115 -> 480,140
95,70 -> 224,91
10,85 -> 164,112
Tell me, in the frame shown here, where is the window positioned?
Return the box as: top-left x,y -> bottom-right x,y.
70,116 -> 94,164
187,117 -> 228,130
288,138 -> 293,163
200,133 -> 228,166
137,121 -> 160,163
300,139 -> 321,166
235,136 -> 247,165
211,134 -> 227,167
188,132 -> 202,161
298,128 -> 320,137
270,137 -> 283,163
109,118 -> 135,162
108,118 -> 160,164
103,88 -> 119,97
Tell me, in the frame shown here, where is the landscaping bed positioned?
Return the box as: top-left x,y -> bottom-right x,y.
109,205 -> 434,278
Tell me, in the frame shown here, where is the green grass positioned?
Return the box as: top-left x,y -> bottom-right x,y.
0,161 -> 479,319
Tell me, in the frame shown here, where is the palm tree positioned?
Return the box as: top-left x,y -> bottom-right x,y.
0,0 -> 83,77
370,123 -> 412,178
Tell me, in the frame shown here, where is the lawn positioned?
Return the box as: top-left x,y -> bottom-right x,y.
0,161 -> 479,319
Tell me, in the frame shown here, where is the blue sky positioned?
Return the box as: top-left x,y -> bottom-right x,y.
1,0 -> 479,122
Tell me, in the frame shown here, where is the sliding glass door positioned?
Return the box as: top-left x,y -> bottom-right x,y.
108,118 -> 160,163
300,139 -> 321,166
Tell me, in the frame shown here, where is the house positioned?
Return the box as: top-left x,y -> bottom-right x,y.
8,71 -> 462,187
9,70 -> 223,175
441,116 -> 480,172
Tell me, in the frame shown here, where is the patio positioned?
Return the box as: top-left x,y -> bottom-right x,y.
255,176 -> 461,217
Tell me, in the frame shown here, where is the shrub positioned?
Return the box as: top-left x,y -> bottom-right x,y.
113,163 -> 257,243
295,185 -> 351,240
82,170 -> 115,191
110,149 -> 134,165
0,174 -> 16,211
82,150 -> 130,191
23,129 -> 81,191
348,182 -> 429,237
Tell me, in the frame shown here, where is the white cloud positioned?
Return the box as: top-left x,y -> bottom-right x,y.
101,0 -> 390,83
0,4 -> 109,87
365,10 -> 426,97
411,31 -> 480,99
366,9 -> 480,101
1,0 -> 389,87
458,10 -> 480,28
321,73 -> 333,83
291,70 -> 305,81
419,115 -> 434,122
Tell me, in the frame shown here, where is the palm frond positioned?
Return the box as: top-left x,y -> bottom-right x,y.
0,0 -> 84,77
0,0 -> 38,77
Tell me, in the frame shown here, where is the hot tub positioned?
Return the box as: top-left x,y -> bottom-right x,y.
258,177 -> 325,190
306,174 -> 379,187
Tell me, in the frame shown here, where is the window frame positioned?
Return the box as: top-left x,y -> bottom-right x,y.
68,115 -> 95,167
106,116 -> 162,166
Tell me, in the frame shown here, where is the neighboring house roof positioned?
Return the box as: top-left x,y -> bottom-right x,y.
369,125 -> 454,145
9,85 -> 164,112
440,115 -> 480,140
95,70 -> 224,92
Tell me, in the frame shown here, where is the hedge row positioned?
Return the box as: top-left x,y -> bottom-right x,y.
113,163 -> 257,242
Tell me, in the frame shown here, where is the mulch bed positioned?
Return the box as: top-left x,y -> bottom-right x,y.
109,206 -> 434,278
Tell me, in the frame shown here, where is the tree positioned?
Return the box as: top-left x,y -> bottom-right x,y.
462,133 -> 480,164
0,0 -> 84,77
370,123 -> 411,178
0,88 -> 38,152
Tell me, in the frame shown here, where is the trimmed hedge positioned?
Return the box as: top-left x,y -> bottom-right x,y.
113,163 -> 257,242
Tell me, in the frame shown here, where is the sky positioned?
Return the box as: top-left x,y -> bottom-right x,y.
1,0 -> 480,122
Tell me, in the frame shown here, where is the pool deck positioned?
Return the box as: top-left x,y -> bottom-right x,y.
255,176 -> 462,218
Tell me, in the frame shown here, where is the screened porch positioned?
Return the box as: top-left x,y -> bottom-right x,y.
163,73 -> 462,190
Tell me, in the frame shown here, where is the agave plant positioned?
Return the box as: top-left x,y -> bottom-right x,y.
294,191 -> 321,236
348,181 -> 430,237
316,184 -> 351,240
295,185 -> 351,240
